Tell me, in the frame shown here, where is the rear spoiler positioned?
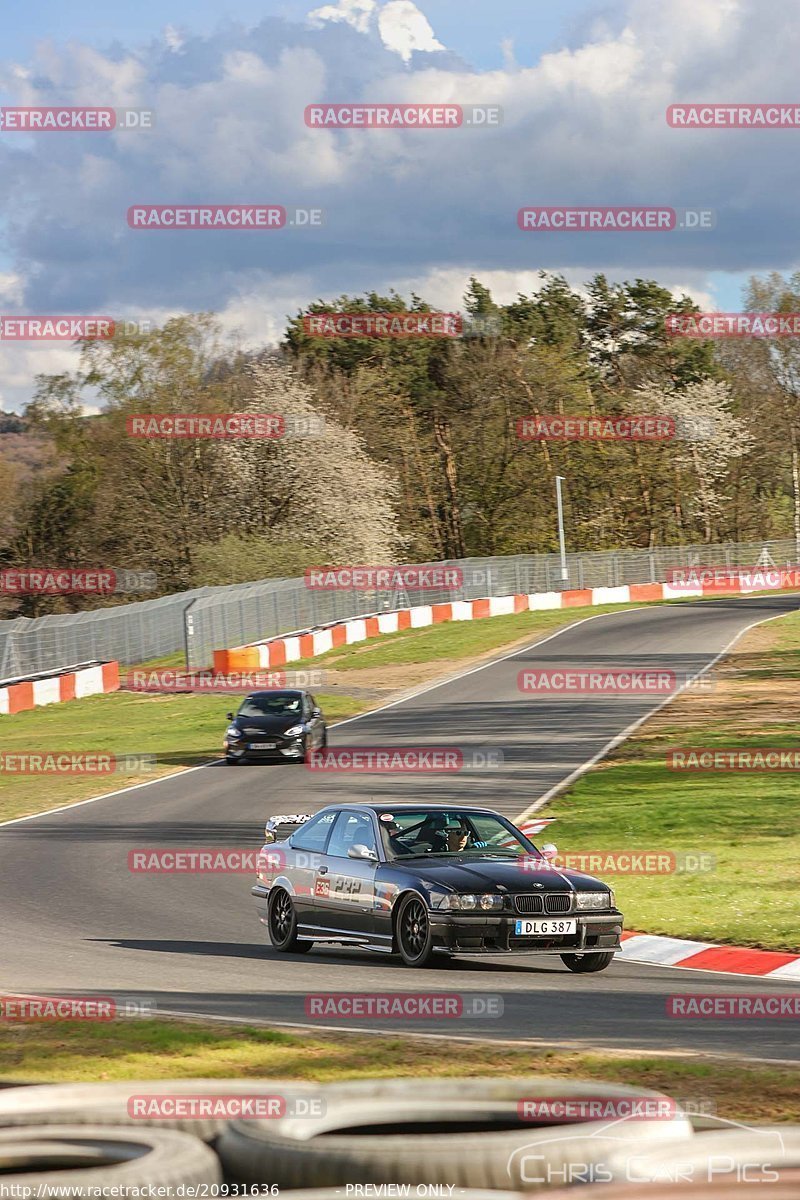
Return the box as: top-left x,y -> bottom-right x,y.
264,813 -> 312,843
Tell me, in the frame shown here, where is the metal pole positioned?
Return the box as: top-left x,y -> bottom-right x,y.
555,475 -> 569,584
183,599 -> 197,670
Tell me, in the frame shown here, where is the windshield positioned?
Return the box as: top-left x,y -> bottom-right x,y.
377,809 -> 541,860
237,694 -> 302,718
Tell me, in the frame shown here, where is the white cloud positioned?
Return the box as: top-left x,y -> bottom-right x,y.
377,1 -> 445,61
163,26 -> 186,54
0,0 -> 795,409
307,0 -> 377,36
308,0 -> 444,60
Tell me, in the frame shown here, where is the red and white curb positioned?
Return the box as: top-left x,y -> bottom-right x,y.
213,574 -> 800,673
0,661 -> 120,715
620,930 -> 800,979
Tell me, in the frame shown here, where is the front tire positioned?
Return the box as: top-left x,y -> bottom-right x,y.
561,951 -> 615,973
268,888 -> 313,953
396,894 -> 437,967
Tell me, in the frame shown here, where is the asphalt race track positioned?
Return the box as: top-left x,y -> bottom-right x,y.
2,595 -> 799,1061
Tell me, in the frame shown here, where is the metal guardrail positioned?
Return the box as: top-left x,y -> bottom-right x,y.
0,538 -> 797,675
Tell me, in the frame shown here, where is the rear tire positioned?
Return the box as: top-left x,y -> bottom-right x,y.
268,889 -> 313,953
395,894 -> 437,967
561,951 -> 615,973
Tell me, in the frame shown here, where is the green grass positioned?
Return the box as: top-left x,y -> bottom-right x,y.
0,690 -> 363,825
0,602 -> 637,826
543,610 -> 800,951
288,603 -> 635,671
0,1020 -> 797,1123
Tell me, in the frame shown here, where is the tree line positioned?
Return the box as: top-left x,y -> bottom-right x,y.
1,271 -> 799,616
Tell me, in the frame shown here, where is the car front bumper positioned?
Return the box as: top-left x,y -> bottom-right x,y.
225,739 -> 305,760
428,910 -> 623,955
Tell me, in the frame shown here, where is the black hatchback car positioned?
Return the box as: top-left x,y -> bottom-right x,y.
224,690 -> 326,764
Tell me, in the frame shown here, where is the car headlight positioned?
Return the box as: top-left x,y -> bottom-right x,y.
434,893 -> 503,911
226,727 -> 242,739
283,724 -> 305,738
576,891 -> 613,910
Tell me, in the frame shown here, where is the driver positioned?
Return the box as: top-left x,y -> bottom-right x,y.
436,817 -> 488,853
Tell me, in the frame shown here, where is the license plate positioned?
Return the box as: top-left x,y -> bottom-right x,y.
515,918 -> 577,936
251,742 -> 277,750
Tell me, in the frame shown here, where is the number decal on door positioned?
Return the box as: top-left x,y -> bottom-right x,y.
333,876 -> 362,896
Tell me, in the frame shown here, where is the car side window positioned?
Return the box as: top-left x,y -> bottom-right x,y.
290,810 -> 336,852
303,695 -> 313,719
327,812 -> 378,859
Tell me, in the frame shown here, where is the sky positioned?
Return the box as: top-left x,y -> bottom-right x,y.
0,0 -> 795,410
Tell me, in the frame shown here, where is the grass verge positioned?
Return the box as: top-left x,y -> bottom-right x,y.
0,1020 -> 796,1124
0,602 -> 636,826
543,610 -> 800,951
0,690 -> 363,825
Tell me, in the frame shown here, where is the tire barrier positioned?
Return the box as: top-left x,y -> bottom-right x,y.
0,1124 -> 221,1189
1,1076 -> 795,1194
216,1075 -> 693,1191
0,1079 -> 317,1142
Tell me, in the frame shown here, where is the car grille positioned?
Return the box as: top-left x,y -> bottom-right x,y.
514,893 -> 572,915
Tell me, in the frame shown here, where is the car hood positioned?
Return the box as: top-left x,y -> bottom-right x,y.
234,714 -> 302,734
392,856 -> 608,893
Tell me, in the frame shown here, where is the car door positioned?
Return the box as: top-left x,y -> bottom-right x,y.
283,809 -> 337,931
319,810 -> 380,936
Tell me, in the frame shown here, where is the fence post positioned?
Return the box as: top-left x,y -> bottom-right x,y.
183,599 -> 197,670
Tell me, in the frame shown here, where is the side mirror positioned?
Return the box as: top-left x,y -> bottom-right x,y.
348,843 -> 378,862
263,830 -> 277,844
312,707 -> 322,718
226,712 -> 234,722
541,842 -> 558,860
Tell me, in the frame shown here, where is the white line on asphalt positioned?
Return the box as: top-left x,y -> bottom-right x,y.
119,1006 -> 800,1063
513,598 -> 800,824
0,607 -> 643,829
2,594 -> 798,834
